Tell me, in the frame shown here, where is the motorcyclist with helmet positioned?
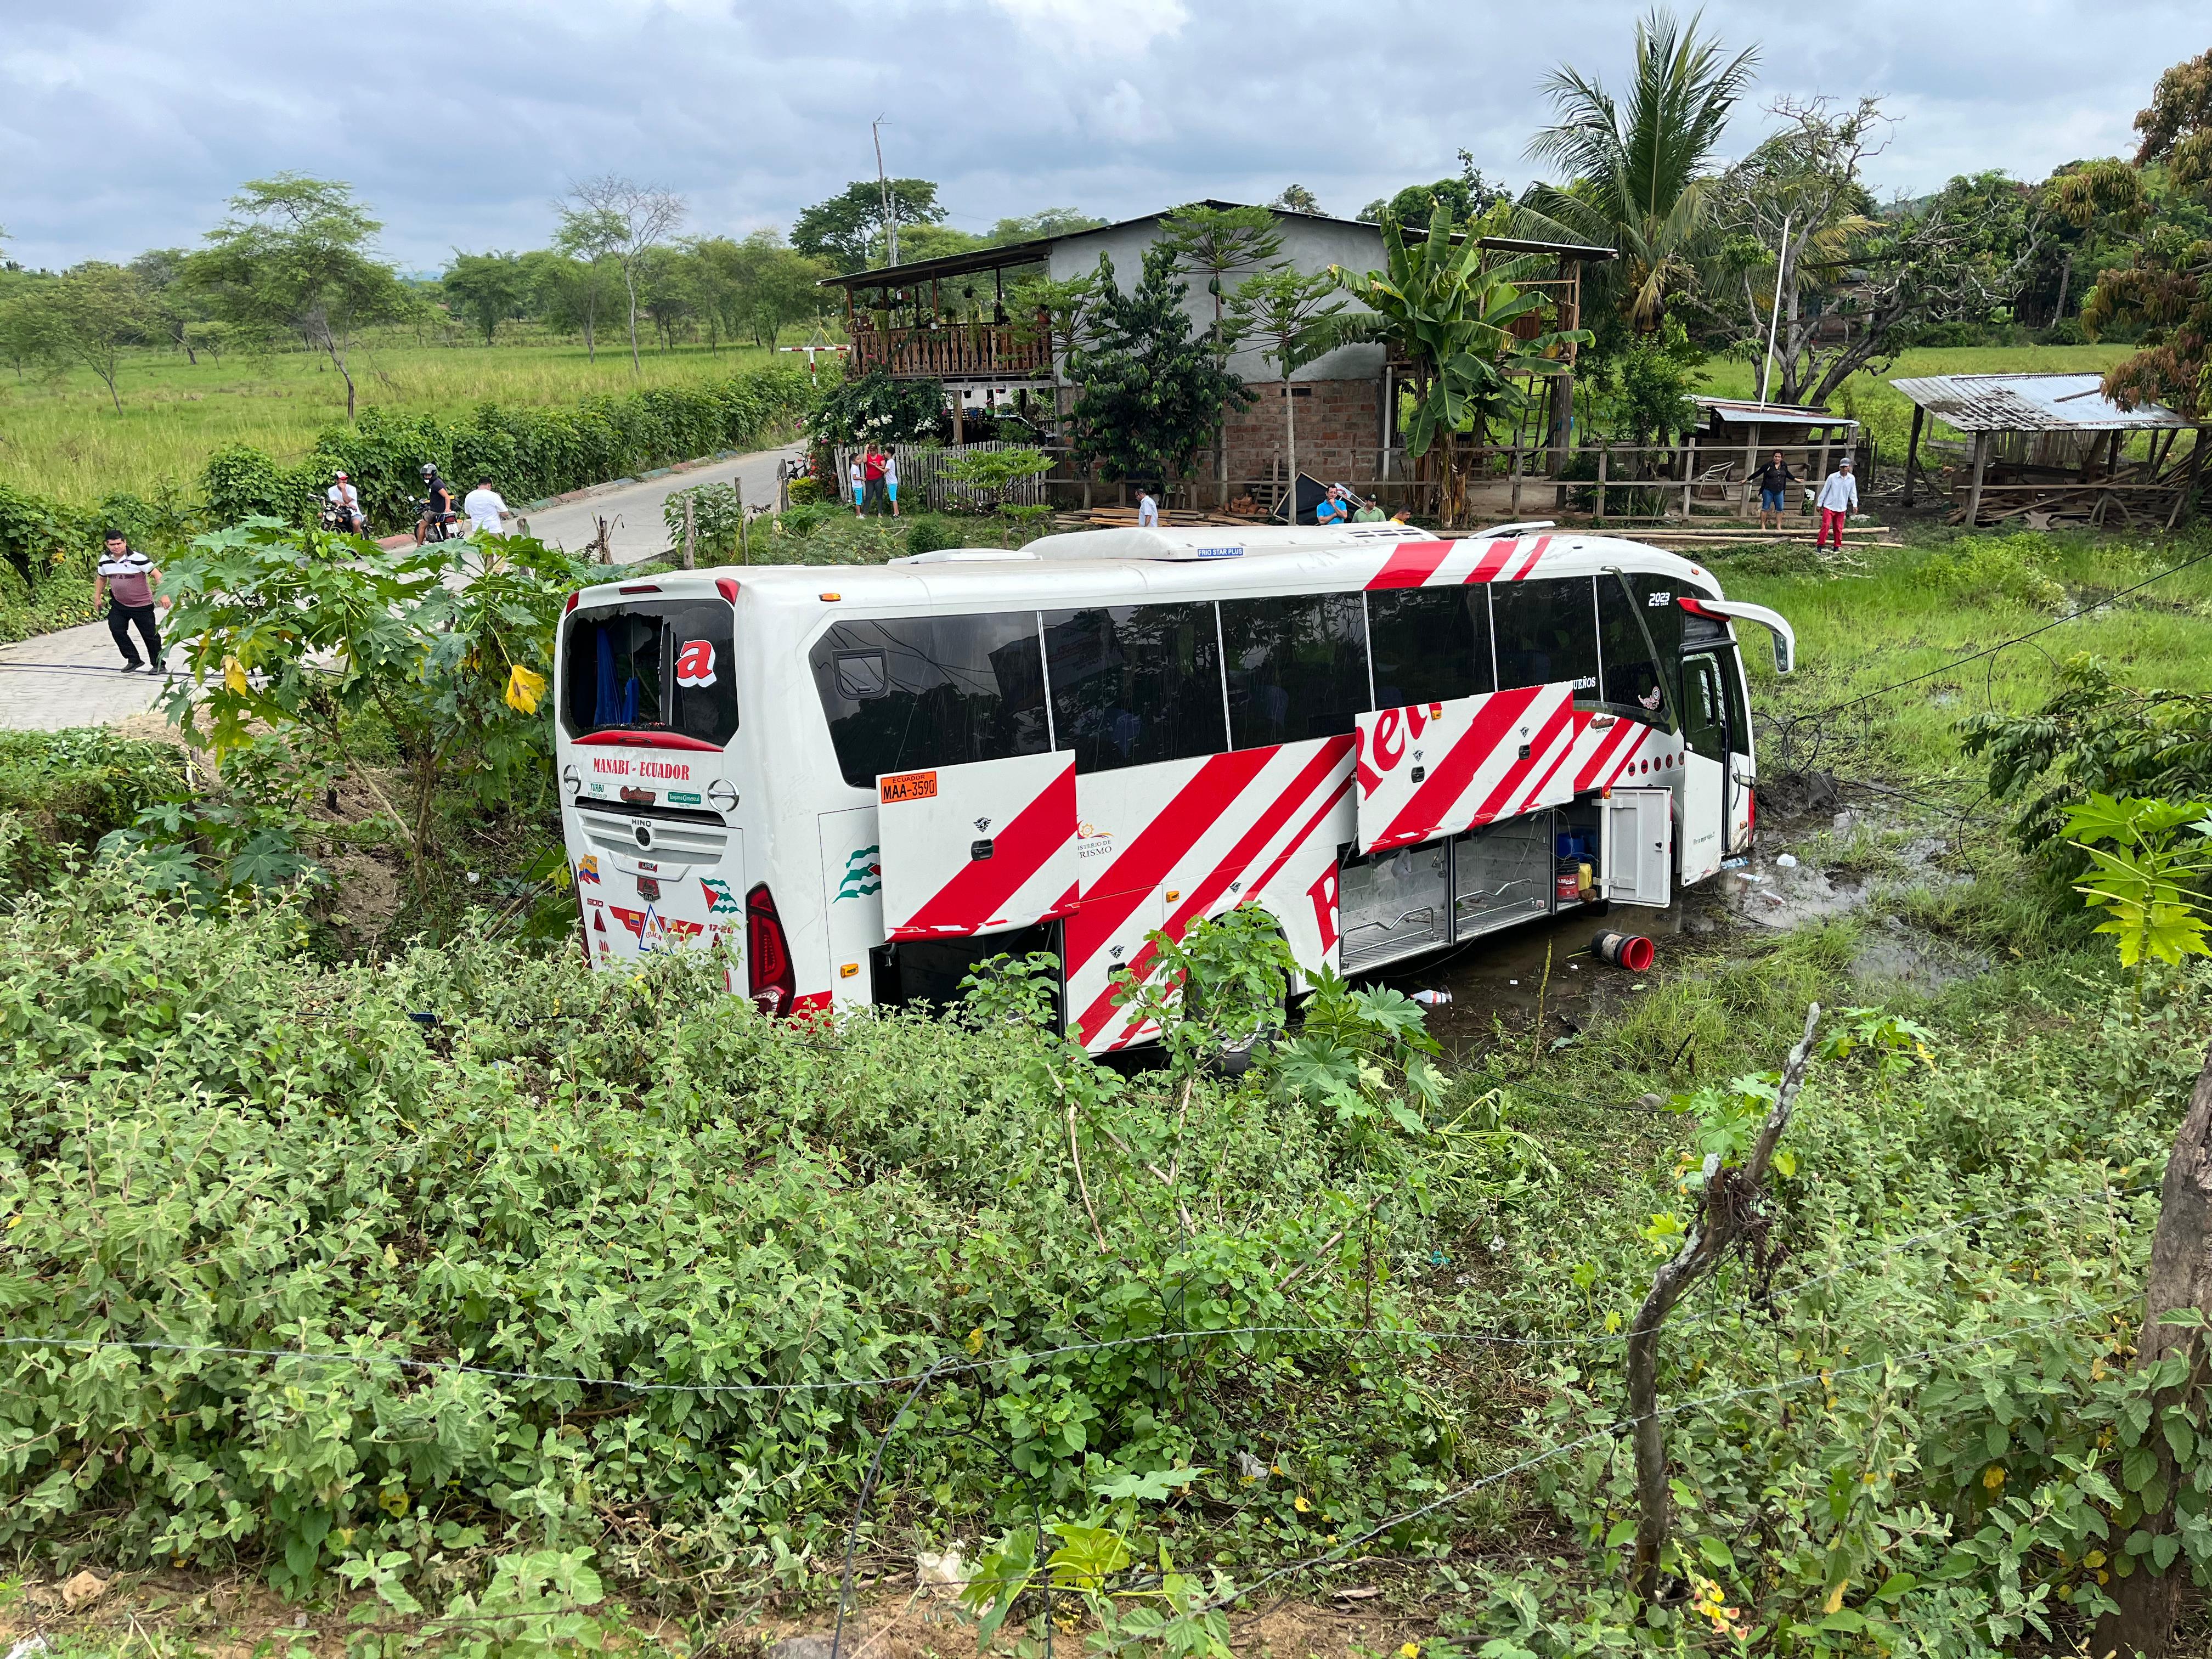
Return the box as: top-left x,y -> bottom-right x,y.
416,464 -> 459,544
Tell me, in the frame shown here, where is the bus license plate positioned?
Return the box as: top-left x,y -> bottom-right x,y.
880,770 -> 939,804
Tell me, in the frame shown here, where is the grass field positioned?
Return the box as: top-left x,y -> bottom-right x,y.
0,335 -> 785,506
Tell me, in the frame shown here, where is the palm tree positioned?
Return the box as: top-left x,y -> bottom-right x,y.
1333,206 -> 1590,527
1520,8 -> 1759,332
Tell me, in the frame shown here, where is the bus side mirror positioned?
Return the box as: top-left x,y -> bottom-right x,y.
1771,636 -> 1793,675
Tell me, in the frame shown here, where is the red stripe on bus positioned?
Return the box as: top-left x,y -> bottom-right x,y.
1465,539 -> 1519,583
1063,749 -> 1276,975
1471,698 -> 1577,822
1365,540 -> 1453,590
1074,740 -> 1352,1045
1571,718 -> 1638,792
571,731 -> 725,752
1368,686 -> 1545,851
1501,535 -> 1550,579
890,762 -> 1076,939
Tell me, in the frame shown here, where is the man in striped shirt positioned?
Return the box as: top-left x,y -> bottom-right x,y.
94,530 -> 165,674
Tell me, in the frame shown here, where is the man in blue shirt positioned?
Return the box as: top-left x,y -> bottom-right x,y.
1314,484 -> 1350,527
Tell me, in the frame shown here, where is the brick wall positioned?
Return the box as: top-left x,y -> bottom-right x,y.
1220,378 -> 1384,482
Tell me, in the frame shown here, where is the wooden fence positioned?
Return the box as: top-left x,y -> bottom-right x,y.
830,441 -> 1052,514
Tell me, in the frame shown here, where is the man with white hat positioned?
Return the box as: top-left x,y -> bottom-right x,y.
326,470 -> 364,534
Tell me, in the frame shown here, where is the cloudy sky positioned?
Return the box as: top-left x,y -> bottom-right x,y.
0,0 -> 2194,272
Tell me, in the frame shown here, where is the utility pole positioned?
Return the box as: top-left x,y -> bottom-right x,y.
1758,211 -> 1792,406
872,116 -> 898,268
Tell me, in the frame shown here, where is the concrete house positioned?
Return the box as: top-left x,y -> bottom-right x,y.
819,201 -> 1606,506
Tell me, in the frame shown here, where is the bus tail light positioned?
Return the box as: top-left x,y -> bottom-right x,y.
746,883 -> 795,1016
563,592 -> 579,614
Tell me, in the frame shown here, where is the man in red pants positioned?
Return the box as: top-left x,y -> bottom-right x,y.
1815,457 -> 1858,551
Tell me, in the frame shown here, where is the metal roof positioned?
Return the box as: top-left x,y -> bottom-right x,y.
1693,397 -> 1857,429
1888,372 -> 2192,432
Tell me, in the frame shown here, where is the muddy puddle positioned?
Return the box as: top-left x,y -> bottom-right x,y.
1366,810 -> 1986,1060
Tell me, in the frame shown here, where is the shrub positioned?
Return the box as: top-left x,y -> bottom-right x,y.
807,368 -> 949,448
1914,535 -> 2066,610
905,515 -> 958,557
786,473 -> 821,506
0,727 -> 183,892
662,481 -> 744,560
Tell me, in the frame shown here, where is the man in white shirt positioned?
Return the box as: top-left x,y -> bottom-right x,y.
1136,486 -> 1159,528
1814,458 -> 1858,551
325,471 -> 364,533
463,478 -> 509,537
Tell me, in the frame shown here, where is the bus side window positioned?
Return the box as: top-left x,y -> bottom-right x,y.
1365,586 -> 1494,709
1492,577 -> 1599,695
1045,602 -> 1226,772
808,612 -> 1051,790
1680,653 -> 1728,761
1596,574 -> 1668,719
1220,592 -> 1368,749
1628,574 -> 1686,711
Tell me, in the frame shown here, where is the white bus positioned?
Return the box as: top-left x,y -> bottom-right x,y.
553,523 -> 1794,1051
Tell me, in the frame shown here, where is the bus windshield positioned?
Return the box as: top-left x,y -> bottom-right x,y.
562,600 -> 738,746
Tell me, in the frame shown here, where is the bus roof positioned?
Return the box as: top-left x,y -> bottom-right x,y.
568,529 -> 1722,615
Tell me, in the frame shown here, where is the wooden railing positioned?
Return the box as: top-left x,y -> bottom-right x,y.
851,323 -> 1053,380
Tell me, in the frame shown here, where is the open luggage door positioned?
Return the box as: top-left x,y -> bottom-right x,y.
877,752 -> 1079,940
1355,684 -> 1577,854
1601,787 -> 1673,907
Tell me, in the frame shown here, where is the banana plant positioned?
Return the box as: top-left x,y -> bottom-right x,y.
1331,203 -> 1589,526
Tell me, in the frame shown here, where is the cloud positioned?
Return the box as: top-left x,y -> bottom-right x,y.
986,0 -> 1188,57
0,0 -> 2194,272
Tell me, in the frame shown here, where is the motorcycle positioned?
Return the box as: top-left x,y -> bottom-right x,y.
320,499 -> 366,535
415,498 -> 459,543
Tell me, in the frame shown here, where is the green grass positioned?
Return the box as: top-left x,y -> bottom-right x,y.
0,335 -> 785,506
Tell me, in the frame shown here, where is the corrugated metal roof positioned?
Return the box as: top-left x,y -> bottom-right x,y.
1692,397 -> 1857,428
1888,372 -> 2191,432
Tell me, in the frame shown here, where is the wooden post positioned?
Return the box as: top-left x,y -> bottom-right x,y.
2168,430 -> 2208,529
737,478 -> 749,566
1678,438 -> 1691,521
1903,404 -> 1925,506
681,492 -> 697,569
951,397 -> 964,445
1814,430 -> 1832,500
1964,430 -> 1992,527
1510,444 -> 1523,516
1595,441 -> 1609,524
1685,435 -> 1700,517
1741,431 -> 1758,520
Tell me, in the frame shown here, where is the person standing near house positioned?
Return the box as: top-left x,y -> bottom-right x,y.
464,477 -> 510,537
1753,450 -> 1796,533
1314,484 -> 1350,527
862,445 -> 889,515
1351,494 -> 1387,522
1815,456 -> 1858,551
1136,484 -> 1159,528
849,454 -> 865,517
882,449 -> 901,518
94,529 -> 164,675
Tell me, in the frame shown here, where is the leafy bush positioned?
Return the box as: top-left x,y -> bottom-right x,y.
1963,655 -> 2212,850
905,515 -> 958,557
0,727 -> 182,891
0,479 -> 89,590
661,481 -> 744,559
786,473 -> 822,506
201,368 -> 812,533
0,893 -> 1457,1602
806,368 -> 948,448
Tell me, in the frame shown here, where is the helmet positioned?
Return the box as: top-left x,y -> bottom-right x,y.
421,464 -> 439,479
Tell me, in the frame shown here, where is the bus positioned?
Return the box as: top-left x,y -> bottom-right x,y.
553,521 -> 1795,1051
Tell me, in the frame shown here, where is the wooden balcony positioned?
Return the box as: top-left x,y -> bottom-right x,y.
851,321 -> 1054,382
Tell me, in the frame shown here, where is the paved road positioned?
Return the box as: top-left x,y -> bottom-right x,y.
0,614 -> 183,731
0,441 -> 808,732
520,441 -> 805,565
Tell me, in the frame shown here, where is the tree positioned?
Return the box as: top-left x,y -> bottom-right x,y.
1359,151 -> 1509,225
561,176 -> 686,375
130,248 -> 215,364
35,263 -> 154,413
1270,185 -> 1323,215
441,251 -> 530,345
792,179 -> 947,272
1226,268 -> 1346,495
2069,49 -> 2212,419
1158,204 -> 1284,500
716,230 -> 830,348
986,208 -> 1105,242
1333,205 -> 1589,526
184,173 -> 409,423
549,207 -> 625,361
1520,7 -> 1759,333
1064,247 -> 1254,486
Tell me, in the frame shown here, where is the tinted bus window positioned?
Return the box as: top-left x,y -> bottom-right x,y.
563,600 -> 738,747
1597,574 -> 1668,716
1045,602 -> 1225,772
1491,577 -> 1599,694
1367,587 -> 1494,708
1627,573 -> 1686,675
1221,592 -> 1369,749
809,612 -> 1049,789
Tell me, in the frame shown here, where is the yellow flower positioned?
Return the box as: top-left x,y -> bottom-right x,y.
505,664 -> 548,714
966,1327 -> 984,1356
223,656 -> 249,695
1293,1496 -> 1310,1513
1401,1644 -> 1419,1658
1983,1466 -> 2006,1491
